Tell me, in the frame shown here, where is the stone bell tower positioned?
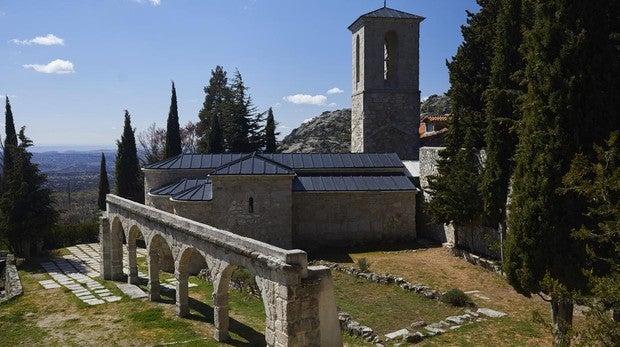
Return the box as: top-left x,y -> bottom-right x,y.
349,6 -> 424,160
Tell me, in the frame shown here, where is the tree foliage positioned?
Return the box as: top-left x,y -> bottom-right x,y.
0,128 -> 58,258
97,152 -> 110,211
3,96 -> 18,179
115,110 -> 143,203
138,123 -> 166,165
164,81 -> 182,158
264,107 -> 278,153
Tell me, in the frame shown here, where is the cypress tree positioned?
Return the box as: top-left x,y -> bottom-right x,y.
478,0 -> 526,258
115,110 -> 143,203
97,152 -> 110,211
264,107 -> 278,153
3,96 -> 18,179
197,66 -> 230,153
164,81 -> 182,158
426,0 -> 498,246
0,127 -> 57,258
505,1 -> 619,345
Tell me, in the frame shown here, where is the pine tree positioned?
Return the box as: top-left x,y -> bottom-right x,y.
264,107 -> 278,153
226,69 -> 252,152
197,66 -> 230,153
205,113 -> 224,153
248,110 -> 266,152
478,0 -> 526,258
3,96 -> 18,179
0,127 -> 58,258
505,1 -> 620,345
426,0 -> 498,245
97,152 -> 110,211
115,110 -> 143,203
164,81 -> 182,158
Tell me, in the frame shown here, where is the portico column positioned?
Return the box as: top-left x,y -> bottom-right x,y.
99,216 -> 111,280
213,292 -> 230,341
175,270 -> 189,317
127,243 -> 139,285
148,252 -> 160,301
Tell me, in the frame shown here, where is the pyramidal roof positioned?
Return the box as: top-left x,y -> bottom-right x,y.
349,6 -> 424,31
211,152 -> 294,176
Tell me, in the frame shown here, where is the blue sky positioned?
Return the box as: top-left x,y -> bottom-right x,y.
0,0 -> 479,150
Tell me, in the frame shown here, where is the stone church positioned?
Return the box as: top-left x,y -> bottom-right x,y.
143,6 -> 426,250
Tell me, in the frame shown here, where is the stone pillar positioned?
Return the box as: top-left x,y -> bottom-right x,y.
110,222 -> 124,281
127,243 -> 139,285
175,270 -> 189,317
99,216 -> 111,280
213,292 -> 230,341
148,252 -> 160,301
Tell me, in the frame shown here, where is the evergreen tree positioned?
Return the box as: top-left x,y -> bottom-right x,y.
505,1 -> 619,345
204,113 -> 224,153
264,107 -> 278,153
562,131 -> 620,346
248,110 -> 266,152
426,0 -> 498,245
163,81 -> 182,158
0,127 -> 57,258
478,0 -> 526,258
3,96 -> 18,179
197,66 -> 230,153
115,110 -> 143,203
97,152 -> 110,211
226,69 -> 251,152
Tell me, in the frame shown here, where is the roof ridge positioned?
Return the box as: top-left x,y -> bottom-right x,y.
211,152 -> 294,175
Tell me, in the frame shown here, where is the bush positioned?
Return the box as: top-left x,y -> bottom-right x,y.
441,288 -> 473,307
357,257 -> 371,272
45,221 -> 99,249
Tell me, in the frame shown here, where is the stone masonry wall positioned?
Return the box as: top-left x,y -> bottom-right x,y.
172,175 -> 293,249
292,191 -> 416,249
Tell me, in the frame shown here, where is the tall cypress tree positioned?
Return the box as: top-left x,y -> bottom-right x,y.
0,128 -> 57,258
505,1 -> 619,345
478,0 -> 526,259
197,66 -> 230,153
97,152 -> 110,211
3,96 -> 18,179
115,110 -> 143,203
164,81 -> 182,158
264,107 -> 278,153
426,0 -> 498,246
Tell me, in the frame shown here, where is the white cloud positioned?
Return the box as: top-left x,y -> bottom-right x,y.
132,0 -> 161,6
301,118 -> 314,124
11,34 -> 64,46
327,87 -> 344,95
23,59 -> 75,74
328,103 -> 338,107
283,94 -> 327,106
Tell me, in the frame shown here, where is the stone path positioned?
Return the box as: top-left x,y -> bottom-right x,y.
39,243 -> 198,305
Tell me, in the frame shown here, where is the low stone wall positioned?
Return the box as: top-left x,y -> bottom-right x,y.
450,248 -> 502,273
0,254 -> 23,303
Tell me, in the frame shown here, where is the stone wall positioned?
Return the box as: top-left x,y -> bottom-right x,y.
172,175 -> 294,249
292,191 -> 416,249
0,254 -> 23,303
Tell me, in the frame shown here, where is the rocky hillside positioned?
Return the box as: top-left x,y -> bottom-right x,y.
278,109 -> 351,153
278,96 -> 451,153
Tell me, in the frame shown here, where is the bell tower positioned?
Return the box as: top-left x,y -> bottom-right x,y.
349,6 -> 424,160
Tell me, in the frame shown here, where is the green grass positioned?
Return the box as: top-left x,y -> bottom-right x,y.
0,296 -> 50,346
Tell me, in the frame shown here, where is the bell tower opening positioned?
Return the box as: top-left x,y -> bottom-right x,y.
383,31 -> 398,85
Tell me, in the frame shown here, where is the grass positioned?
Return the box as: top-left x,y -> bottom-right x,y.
2,245 -> 581,346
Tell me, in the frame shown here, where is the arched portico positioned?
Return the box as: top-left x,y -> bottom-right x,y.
101,194 -> 342,346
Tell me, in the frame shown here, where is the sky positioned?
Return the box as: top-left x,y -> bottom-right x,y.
0,0 -> 479,151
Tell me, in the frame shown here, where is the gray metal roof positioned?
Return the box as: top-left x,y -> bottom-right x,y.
149,178 -> 210,196
349,7 -> 424,30
211,153 -> 294,175
170,182 -> 213,202
292,175 -> 416,192
144,153 -> 405,171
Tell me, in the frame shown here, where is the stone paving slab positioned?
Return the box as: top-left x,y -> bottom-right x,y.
39,280 -> 61,289
115,283 -> 148,299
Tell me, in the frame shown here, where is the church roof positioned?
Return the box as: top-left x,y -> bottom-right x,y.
170,182 -> 213,202
149,178 -> 210,196
210,153 -> 294,176
292,175 -> 416,192
349,6 -> 424,31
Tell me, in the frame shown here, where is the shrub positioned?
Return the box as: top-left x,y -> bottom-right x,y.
441,288 -> 473,307
357,257 -> 371,272
45,221 -> 99,249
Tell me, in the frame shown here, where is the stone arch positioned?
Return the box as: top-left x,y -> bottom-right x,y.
175,246 -> 208,317
383,30 -> 398,84
147,233 -> 174,301
126,224 -> 147,285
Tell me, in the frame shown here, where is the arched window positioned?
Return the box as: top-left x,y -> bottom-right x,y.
248,197 -> 254,214
383,31 -> 398,83
355,35 -> 360,84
